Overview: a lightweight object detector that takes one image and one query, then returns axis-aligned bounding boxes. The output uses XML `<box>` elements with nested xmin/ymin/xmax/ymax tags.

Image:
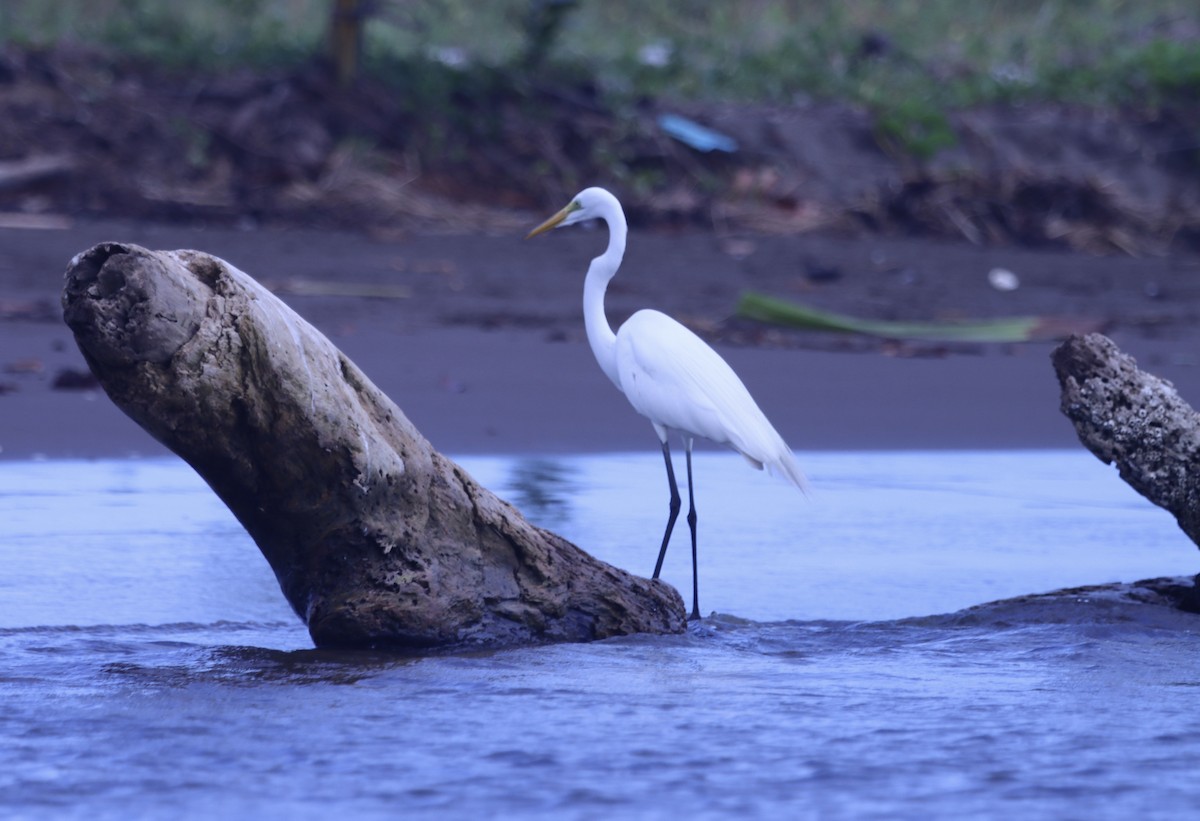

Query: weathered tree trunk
<box><xmin>1052</xmin><ymin>333</ymin><xmax>1200</xmax><ymax>614</ymax></box>
<box><xmin>62</xmin><ymin>242</ymin><xmax>686</xmax><ymax>649</ymax></box>
<box><xmin>1053</xmin><ymin>333</ymin><xmax>1200</xmax><ymax>548</ymax></box>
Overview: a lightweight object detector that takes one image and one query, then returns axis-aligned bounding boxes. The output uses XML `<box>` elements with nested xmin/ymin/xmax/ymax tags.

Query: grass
<box><xmin>2</xmin><ymin>0</ymin><xmax>1198</xmax><ymax>157</ymax></box>
<box><xmin>0</xmin><ymin>0</ymin><xmax>325</xmax><ymax>68</ymax></box>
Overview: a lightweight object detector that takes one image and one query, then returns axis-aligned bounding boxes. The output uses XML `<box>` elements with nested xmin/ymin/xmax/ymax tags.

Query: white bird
<box><xmin>527</xmin><ymin>187</ymin><xmax>806</xmax><ymax>620</ymax></box>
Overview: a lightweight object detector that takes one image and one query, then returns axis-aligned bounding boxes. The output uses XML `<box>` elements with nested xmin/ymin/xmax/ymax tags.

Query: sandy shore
<box><xmin>3</xmin><ymin>218</ymin><xmax>1199</xmax><ymax>461</ymax></box>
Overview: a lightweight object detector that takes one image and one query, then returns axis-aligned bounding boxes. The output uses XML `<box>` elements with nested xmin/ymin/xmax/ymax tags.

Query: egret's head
<box><xmin>526</xmin><ymin>188</ymin><xmax>616</xmax><ymax>238</ymax></box>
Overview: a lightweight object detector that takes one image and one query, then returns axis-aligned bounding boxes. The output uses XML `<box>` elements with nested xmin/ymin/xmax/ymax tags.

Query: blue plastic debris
<box><xmin>657</xmin><ymin>113</ymin><xmax>738</xmax><ymax>153</ymax></box>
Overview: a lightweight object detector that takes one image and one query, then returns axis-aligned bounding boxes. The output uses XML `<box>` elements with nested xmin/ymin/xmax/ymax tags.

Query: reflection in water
<box><xmin>103</xmin><ymin>643</ymin><xmax>424</xmax><ymax>688</ymax></box>
<box><xmin>502</xmin><ymin>457</ymin><xmax>577</xmax><ymax>529</ymax></box>
<box><xmin>5</xmin><ymin>451</ymin><xmax>1197</xmax><ymax>627</ymax></box>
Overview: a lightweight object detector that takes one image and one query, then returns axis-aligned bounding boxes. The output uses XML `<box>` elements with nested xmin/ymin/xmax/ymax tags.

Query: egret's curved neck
<box><xmin>583</xmin><ymin>203</ymin><xmax>627</xmax><ymax>389</ymax></box>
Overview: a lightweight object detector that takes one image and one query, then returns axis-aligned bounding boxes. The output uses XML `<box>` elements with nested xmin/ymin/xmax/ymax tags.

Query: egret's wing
<box><xmin>616</xmin><ymin>312</ymin><xmax>731</xmax><ymax>441</ymax></box>
<box><xmin>615</xmin><ymin>310</ymin><xmax>807</xmax><ymax>491</ymax></box>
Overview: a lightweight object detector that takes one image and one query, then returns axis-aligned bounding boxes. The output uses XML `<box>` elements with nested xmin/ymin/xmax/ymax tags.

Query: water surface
<box><xmin>3</xmin><ymin>452</ymin><xmax>1198</xmax><ymax>819</ymax></box>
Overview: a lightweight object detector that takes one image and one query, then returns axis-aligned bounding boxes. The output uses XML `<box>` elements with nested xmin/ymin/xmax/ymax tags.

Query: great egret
<box><xmin>527</xmin><ymin>187</ymin><xmax>806</xmax><ymax>620</ymax></box>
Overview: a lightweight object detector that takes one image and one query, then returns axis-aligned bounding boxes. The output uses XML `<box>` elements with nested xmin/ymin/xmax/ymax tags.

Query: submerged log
<box><xmin>1053</xmin><ymin>334</ymin><xmax>1200</xmax><ymax>576</ymax></box>
<box><xmin>62</xmin><ymin>242</ymin><xmax>686</xmax><ymax>649</ymax></box>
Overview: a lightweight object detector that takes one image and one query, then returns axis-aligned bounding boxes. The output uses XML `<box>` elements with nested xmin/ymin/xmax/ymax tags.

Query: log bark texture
<box><xmin>1053</xmin><ymin>333</ymin><xmax>1200</xmax><ymax>549</ymax></box>
<box><xmin>62</xmin><ymin>242</ymin><xmax>686</xmax><ymax>649</ymax></box>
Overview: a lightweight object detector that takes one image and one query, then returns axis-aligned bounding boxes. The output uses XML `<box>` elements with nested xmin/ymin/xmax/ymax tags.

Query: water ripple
<box><xmin>4</xmin><ymin>453</ymin><xmax>1200</xmax><ymax>818</ymax></box>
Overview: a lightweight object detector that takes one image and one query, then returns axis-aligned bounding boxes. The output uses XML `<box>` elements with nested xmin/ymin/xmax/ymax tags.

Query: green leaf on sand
<box><xmin>736</xmin><ymin>292</ymin><xmax>1104</xmax><ymax>343</ymax></box>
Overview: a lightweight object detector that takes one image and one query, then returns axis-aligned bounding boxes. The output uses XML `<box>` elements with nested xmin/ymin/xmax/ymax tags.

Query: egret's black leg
<box><xmin>685</xmin><ymin>440</ymin><xmax>700</xmax><ymax>620</ymax></box>
<box><xmin>652</xmin><ymin>441</ymin><xmax>681</xmax><ymax>579</ymax></box>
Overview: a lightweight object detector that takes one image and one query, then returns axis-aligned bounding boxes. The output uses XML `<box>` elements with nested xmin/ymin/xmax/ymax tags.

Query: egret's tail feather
<box><xmin>739</xmin><ymin>445</ymin><xmax>809</xmax><ymax>495</ymax></box>
<box><xmin>770</xmin><ymin>449</ymin><xmax>809</xmax><ymax>496</ymax></box>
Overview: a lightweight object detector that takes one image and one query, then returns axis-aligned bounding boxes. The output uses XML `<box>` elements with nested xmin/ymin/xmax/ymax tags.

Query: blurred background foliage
<box><xmin>0</xmin><ymin>0</ymin><xmax>1196</xmax><ymax>243</ymax></box>
<box><xmin>1</xmin><ymin>0</ymin><xmax>1197</xmax><ymax>110</ymax></box>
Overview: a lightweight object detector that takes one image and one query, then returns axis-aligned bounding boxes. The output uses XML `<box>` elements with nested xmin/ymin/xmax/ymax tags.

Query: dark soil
<box><xmin>2</xmin><ymin>44</ymin><xmax>1199</xmax><ymax>254</ymax></box>
<box><xmin>2</xmin><ymin>44</ymin><xmax>1200</xmax><ymax>462</ymax></box>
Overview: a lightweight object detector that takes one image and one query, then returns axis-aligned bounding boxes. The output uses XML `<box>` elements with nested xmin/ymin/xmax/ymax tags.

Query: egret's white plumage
<box><xmin>528</xmin><ymin>187</ymin><xmax>805</xmax><ymax>618</ymax></box>
<box><xmin>615</xmin><ymin>309</ymin><xmax>806</xmax><ymax>488</ymax></box>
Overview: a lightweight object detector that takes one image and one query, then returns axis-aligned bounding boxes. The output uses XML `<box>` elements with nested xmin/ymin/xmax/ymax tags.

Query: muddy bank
<box><xmin>2</xmin><ymin>42</ymin><xmax>1198</xmax><ymax>466</ymax></box>
<box><xmin>2</xmin><ymin>218</ymin><xmax>1199</xmax><ymax>460</ymax></box>
<box><xmin>1</xmin><ymin>44</ymin><xmax>1198</xmax><ymax>255</ymax></box>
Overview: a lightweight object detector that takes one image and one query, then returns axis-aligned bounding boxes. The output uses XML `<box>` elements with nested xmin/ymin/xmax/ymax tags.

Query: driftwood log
<box><xmin>1053</xmin><ymin>333</ymin><xmax>1200</xmax><ymax>546</ymax></box>
<box><xmin>1053</xmin><ymin>333</ymin><xmax>1200</xmax><ymax>611</ymax></box>
<box><xmin>62</xmin><ymin>242</ymin><xmax>686</xmax><ymax>649</ymax></box>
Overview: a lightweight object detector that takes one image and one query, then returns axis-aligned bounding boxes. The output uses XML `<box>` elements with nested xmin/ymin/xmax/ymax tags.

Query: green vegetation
<box><xmin>736</xmin><ymin>292</ymin><xmax>1102</xmax><ymax>343</ymax></box>
<box><xmin>1</xmin><ymin>0</ymin><xmax>1197</xmax><ymax>158</ymax></box>
<box><xmin>0</xmin><ymin>0</ymin><xmax>325</xmax><ymax>69</ymax></box>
